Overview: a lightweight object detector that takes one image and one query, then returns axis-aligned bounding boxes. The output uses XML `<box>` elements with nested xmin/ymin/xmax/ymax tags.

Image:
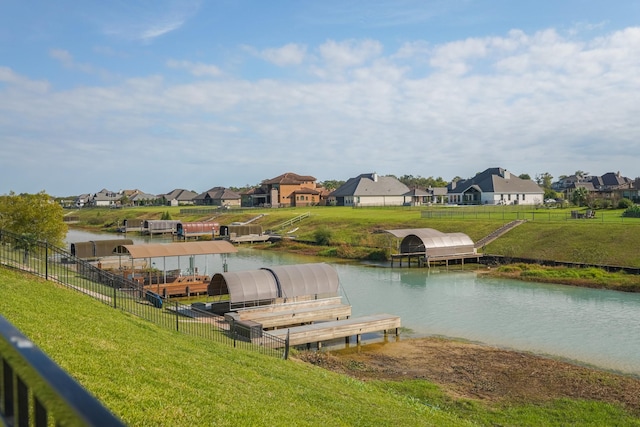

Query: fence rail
<box><xmin>421</xmin><ymin>208</ymin><xmax>640</xmax><ymax>223</ymax></box>
<box><xmin>0</xmin><ymin>228</ymin><xmax>288</xmax><ymax>425</ymax></box>
<box><xmin>1</xmin><ymin>315</ymin><xmax>126</xmax><ymax>426</ymax></box>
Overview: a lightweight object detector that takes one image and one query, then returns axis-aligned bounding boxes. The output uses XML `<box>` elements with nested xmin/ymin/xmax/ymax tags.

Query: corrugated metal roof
<box><xmin>384</xmin><ymin>228</ymin><xmax>475</xmax><ymax>252</ymax></box>
<box><xmin>210</xmin><ymin>270</ymin><xmax>279</xmax><ymax>303</ymax></box>
<box><xmin>118</xmin><ymin>241</ymin><xmax>238</xmax><ymax>259</ymax></box>
<box><xmin>264</xmin><ymin>263</ymin><xmax>339</xmax><ymax>299</ymax></box>
<box><xmin>209</xmin><ymin>263</ymin><xmax>340</xmax><ymax>304</ymax></box>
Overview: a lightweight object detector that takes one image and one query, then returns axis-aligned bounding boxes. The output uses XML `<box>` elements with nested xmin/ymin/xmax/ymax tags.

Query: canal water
<box><xmin>66</xmin><ymin>230</ymin><xmax>640</xmax><ymax>376</ymax></box>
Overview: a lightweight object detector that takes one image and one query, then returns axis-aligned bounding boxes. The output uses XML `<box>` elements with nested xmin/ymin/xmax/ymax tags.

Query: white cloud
<box><xmin>318</xmin><ymin>39</ymin><xmax>383</xmax><ymax>69</ymax></box>
<box><xmin>166</xmin><ymin>60</ymin><xmax>223</xmax><ymax>77</ymax></box>
<box><xmin>49</xmin><ymin>49</ymin><xmax>111</xmax><ymax>79</ymax></box>
<box><xmin>258</xmin><ymin>43</ymin><xmax>307</xmax><ymax>66</ymax></box>
<box><xmin>3</xmin><ymin>25</ymin><xmax>640</xmax><ymax>194</ymax></box>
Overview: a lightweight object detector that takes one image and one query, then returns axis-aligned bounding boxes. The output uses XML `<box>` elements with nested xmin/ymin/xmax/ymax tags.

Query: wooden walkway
<box><xmin>266</xmin><ymin>314</ymin><xmax>401</xmax><ymax>348</ymax></box>
<box><xmin>228</xmin><ymin>297</ymin><xmax>351</xmax><ymax>329</ymax></box>
<box><xmin>390</xmin><ymin>252</ymin><xmax>482</xmax><ymax>268</ymax></box>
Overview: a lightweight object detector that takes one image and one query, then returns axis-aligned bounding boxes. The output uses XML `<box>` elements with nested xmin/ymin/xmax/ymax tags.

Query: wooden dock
<box><xmin>227</xmin><ymin>297</ymin><xmax>352</xmax><ymax>329</ymax></box>
<box><xmin>266</xmin><ymin>314</ymin><xmax>401</xmax><ymax>348</ymax></box>
<box><xmin>390</xmin><ymin>251</ymin><xmax>482</xmax><ymax>268</ymax></box>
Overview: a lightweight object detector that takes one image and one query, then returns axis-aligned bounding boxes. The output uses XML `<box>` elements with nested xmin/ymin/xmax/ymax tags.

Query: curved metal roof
<box><xmin>385</xmin><ymin>228</ymin><xmax>474</xmax><ymax>253</ymax></box>
<box><xmin>209</xmin><ymin>270</ymin><xmax>278</xmax><ymax>303</ymax></box>
<box><xmin>208</xmin><ymin>263</ymin><xmax>340</xmax><ymax>304</ymax></box>
<box><xmin>116</xmin><ymin>241</ymin><xmax>238</xmax><ymax>259</ymax></box>
<box><xmin>264</xmin><ymin>263</ymin><xmax>339</xmax><ymax>299</ymax></box>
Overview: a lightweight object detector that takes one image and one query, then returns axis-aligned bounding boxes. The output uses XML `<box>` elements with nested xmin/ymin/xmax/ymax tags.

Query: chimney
<box><xmin>372</xmin><ymin>172</ymin><xmax>378</xmax><ymax>182</ymax></box>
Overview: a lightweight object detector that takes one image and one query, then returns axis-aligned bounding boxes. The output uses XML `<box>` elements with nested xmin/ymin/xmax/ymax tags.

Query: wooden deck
<box><xmin>266</xmin><ymin>314</ymin><xmax>401</xmax><ymax>348</ymax></box>
<box><xmin>227</xmin><ymin>301</ymin><xmax>351</xmax><ymax>329</ymax></box>
<box><xmin>229</xmin><ymin>234</ymin><xmax>271</xmax><ymax>243</ymax></box>
<box><xmin>390</xmin><ymin>251</ymin><xmax>482</xmax><ymax>268</ymax></box>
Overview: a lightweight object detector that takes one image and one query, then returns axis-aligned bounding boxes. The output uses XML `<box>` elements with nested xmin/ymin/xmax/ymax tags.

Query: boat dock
<box><xmin>226</xmin><ymin>296</ymin><xmax>352</xmax><ymax>329</ymax></box>
<box><xmin>265</xmin><ymin>313</ymin><xmax>401</xmax><ymax>348</ymax></box>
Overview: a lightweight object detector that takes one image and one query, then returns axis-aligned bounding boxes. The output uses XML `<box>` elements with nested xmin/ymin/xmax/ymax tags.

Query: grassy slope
<box><xmin>3</xmin><ymin>270</ymin><xmax>639</xmax><ymax>426</ymax></box>
<box><xmin>0</xmin><ymin>268</ymin><xmax>462</xmax><ymax>427</ymax></box>
<box><xmin>70</xmin><ymin>205</ymin><xmax>640</xmax><ymax>267</ymax></box>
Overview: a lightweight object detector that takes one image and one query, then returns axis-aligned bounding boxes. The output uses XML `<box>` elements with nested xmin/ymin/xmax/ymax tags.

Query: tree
<box><xmin>535</xmin><ymin>172</ymin><xmax>553</xmax><ymax>190</ymax></box>
<box><xmin>572</xmin><ymin>187</ymin><xmax>589</xmax><ymax>207</ymax></box>
<box><xmin>0</xmin><ymin>191</ymin><xmax>67</xmax><ymax>247</ymax></box>
<box><xmin>518</xmin><ymin>173</ymin><xmax>531</xmax><ymax>180</ymax></box>
<box><xmin>319</xmin><ymin>180</ymin><xmax>345</xmax><ymax>191</ymax></box>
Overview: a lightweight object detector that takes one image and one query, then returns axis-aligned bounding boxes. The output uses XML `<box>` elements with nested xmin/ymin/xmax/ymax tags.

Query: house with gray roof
<box><xmin>447</xmin><ymin>167</ymin><xmax>543</xmax><ymax>205</ymax></box>
<box><xmin>330</xmin><ymin>173</ymin><xmax>410</xmax><ymax>207</ymax></box>
<box><xmin>161</xmin><ymin>189</ymin><xmax>198</xmax><ymax>206</ymax></box>
<box><xmin>91</xmin><ymin>189</ymin><xmax>121</xmax><ymax>207</ymax></box>
<box><xmin>193</xmin><ymin>187</ymin><xmax>241</xmax><ymax>207</ymax></box>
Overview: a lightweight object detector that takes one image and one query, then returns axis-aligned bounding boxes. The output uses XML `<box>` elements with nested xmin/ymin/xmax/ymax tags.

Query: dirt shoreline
<box><xmin>296</xmin><ymin>336</ymin><xmax>640</xmax><ymax>415</ymax></box>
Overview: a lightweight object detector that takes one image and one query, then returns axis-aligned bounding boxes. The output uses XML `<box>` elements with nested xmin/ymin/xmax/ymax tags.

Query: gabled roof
<box><xmin>403</xmin><ymin>188</ymin><xmax>430</xmax><ymax>197</ymax></box>
<box><xmin>448</xmin><ymin>167</ymin><xmax>542</xmax><ymax>194</ymax></box>
<box><xmin>331</xmin><ymin>173</ymin><xmax>410</xmax><ymax>197</ymax></box>
<box><xmin>591</xmin><ymin>172</ymin><xmax>631</xmax><ymax>189</ymax></box>
<box><xmin>162</xmin><ymin>189</ymin><xmax>198</xmax><ymax>201</ymax></box>
<box><xmin>262</xmin><ymin>172</ymin><xmax>316</xmax><ymax>185</ymax></box>
<box><xmin>290</xmin><ymin>187</ymin><xmax>321</xmax><ymax>195</ymax></box>
<box><xmin>129</xmin><ymin>192</ymin><xmax>158</xmax><ymax>201</ymax></box>
<box><xmin>194</xmin><ymin>187</ymin><xmax>241</xmax><ymax>201</ymax></box>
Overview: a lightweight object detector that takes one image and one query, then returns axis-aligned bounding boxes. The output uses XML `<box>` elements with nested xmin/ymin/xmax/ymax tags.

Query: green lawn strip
<box><xmin>376</xmin><ymin>380</ymin><xmax>640</xmax><ymax>427</ymax></box>
<box><xmin>70</xmin><ymin>205</ymin><xmax>640</xmax><ymax>267</ymax></box>
<box><xmin>0</xmin><ymin>267</ymin><xmax>463</xmax><ymax>426</ymax></box>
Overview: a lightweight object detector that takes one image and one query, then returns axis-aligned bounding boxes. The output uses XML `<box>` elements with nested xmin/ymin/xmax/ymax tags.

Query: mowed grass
<box><xmin>0</xmin><ymin>267</ymin><xmax>462</xmax><ymax>427</ymax></box>
<box><xmin>3</xmin><ymin>267</ymin><xmax>640</xmax><ymax>426</ymax></box>
<box><xmin>71</xmin><ymin>205</ymin><xmax>640</xmax><ymax>267</ymax></box>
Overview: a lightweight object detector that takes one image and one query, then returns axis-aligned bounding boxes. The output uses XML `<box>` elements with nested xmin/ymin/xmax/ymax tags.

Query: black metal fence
<box><xmin>0</xmin><ymin>229</ymin><xmax>288</xmax><ymax>424</ymax></box>
<box><xmin>1</xmin><ymin>315</ymin><xmax>126</xmax><ymax>426</ymax></box>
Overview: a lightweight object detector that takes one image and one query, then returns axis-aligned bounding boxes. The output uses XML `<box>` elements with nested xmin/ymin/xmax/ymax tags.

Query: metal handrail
<box><xmin>0</xmin><ymin>316</ymin><xmax>125</xmax><ymax>426</ymax></box>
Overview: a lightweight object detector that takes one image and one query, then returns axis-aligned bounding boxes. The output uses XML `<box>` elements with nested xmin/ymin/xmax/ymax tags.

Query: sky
<box><xmin>2</xmin><ymin>0</ymin><xmax>640</xmax><ymax>196</ymax></box>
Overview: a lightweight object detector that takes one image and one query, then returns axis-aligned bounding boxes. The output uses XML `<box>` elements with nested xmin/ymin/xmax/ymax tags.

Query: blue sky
<box><xmin>2</xmin><ymin>1</ymin><xmax>640</xmax><ymax>196</ymax></box>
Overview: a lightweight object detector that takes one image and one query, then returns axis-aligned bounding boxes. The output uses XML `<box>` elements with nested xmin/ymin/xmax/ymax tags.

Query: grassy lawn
<box><xmin>68</xmin><ymin>205</ymin><xmax>640</xmax><ymax>267</ymax></box>
<box><xmin>2</xmin><ymin>267</ymin><xmax>640</xmax><ymax>426</ymax></box>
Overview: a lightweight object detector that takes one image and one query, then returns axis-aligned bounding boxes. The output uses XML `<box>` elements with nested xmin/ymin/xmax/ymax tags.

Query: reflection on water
<box><xmin>66</xmin><ymin>229</ymin><xmax>640</xmax><ymax>376</ymax></box>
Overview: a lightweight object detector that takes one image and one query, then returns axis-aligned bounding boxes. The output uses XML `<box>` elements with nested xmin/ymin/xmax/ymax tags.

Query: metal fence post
<box><xmin>175</xmin><ymin>302</ymin><xmax>179</xmax><ymax>332</ymax></box>
<box><xmin>283</xmin><ymin>330</ymin><xmax>290</xmax><ymax>360</ymax></box>
<box><xmin>112</xmin><ymin>280</ymin><xmax>117</xmax><ymax>309</ymax></box>
<box><xmin>45</xmin><ymin>242</ymin><xmax>49</xmax><ymax>281</ymax></box>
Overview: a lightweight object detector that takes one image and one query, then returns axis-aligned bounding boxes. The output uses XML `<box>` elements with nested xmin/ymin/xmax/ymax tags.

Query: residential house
<box><xmin>403</xmin><ymin>187</ymin><xmax>448</xmax><ymax>206</ymax></box>
<box><xmin>74</xmin><ymin>193</ymin><xmax>91</xmax><ymax>208</ymax></box>
<box><xmin>616</xmin><ymin>178</ymin><xmax>640</xmax><ymax>202</ymax></box>
<box><xmin>561</xmin><ymin>172</ymin><xmax>633</xmax><ymax>203</ymax></box>
<box><xmin>91</xmin><ymin>189</ymin><xmax>121</xmax><ymax>207</ymax></box>
<box><xmin>128</xmin><ymin>191</ymin><xmax>159</xmax><ymax>206</ymax></box>
<box><xmin>193</xmin><ymin>187</ymin><xmax>241</xmax><ymax>207</ymax></box>
<box><xmin>161</xmin><ymin>189</ymin><xmax>198</xmax><ymax>206</ymax></box>
<box><xmin>246</xmin><ymin>173</ymin><xmax>318</xmax><ymax>207</ymax></box>
<box><xmin>447</xmin><ymin>167</ymin><xmax>544</xmax><ymax>205</ymax></box>
<box><xmin>330</xmin><ymin>173</ymin><xmax>409</xmax><ymax>207</ymax></box>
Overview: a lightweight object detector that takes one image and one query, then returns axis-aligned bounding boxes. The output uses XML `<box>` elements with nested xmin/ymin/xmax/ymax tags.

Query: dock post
<box><xmin>356</xmin><ymin>334</ymin><xmax>361</xmax><ymax>345</ymax></box>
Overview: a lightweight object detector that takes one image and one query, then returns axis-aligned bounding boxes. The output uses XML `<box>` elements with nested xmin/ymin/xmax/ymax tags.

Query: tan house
<box><xmin>246</xmin><ymin>173</ymin><xmax>318</xmax><ymax>207</ymax></box>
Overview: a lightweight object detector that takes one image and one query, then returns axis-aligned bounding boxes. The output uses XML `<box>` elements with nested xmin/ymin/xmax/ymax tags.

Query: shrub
<box><xmin>622</xmin><ymin>205</ymin><xmax>640</xmax><ymax>218</ymax></box>
<box><xmin>314</xmin><ymin>226</ymin><xmax>332</xmax><ymax>245</ymax></box>
<box><xmin>618</xmin><ymin>198</ymin><xmax>634</xmax><ymax>209</ymax></box>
